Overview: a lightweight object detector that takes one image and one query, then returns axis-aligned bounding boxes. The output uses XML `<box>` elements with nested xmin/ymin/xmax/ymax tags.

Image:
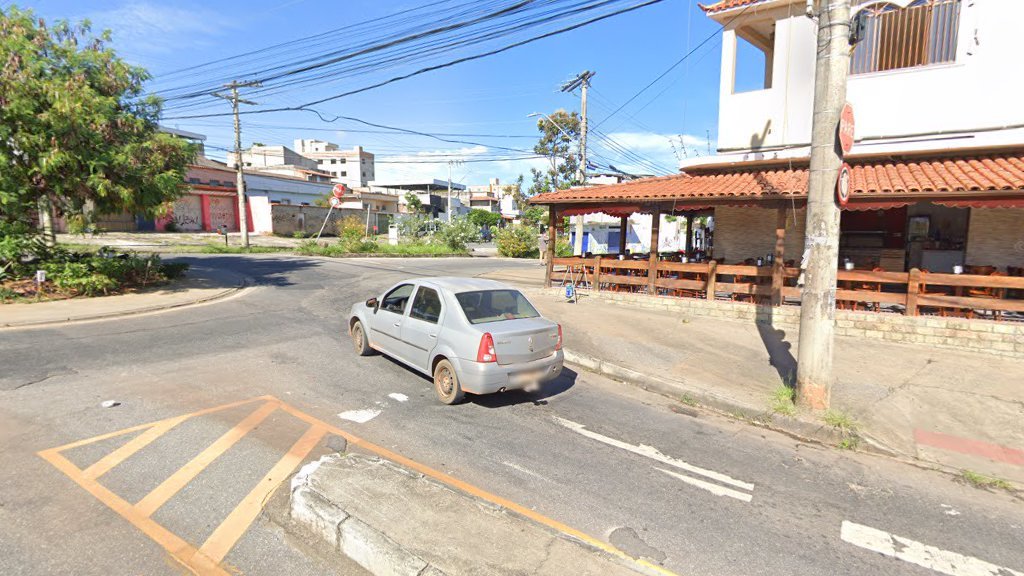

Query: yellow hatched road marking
<box><xmin>196</xmin><ymin>424</ymin><xmax>327</xmax><ymax>564</ymax></box>
<box><xmin>40</xmin><ymin>396</ymin><xmax>680</xmax><ymax>576</ymax></box>
<box><xmin>135</xmin><ymin>400</ymin><xmax>280</xmax><ymax>517</ymax></box>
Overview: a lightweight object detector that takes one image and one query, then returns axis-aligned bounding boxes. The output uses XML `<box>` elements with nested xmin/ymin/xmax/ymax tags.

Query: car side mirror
<box><xmin>366</xmin><ymin>297</ymin><xmax>378</xmax><ymax>310</ymax></box>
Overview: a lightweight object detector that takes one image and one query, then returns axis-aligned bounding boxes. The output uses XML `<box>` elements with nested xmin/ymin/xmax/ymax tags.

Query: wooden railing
<box><xmin>552</xmin><ymin>257</ymin><xmax>1024</xmax><ymax>317</ymax></box>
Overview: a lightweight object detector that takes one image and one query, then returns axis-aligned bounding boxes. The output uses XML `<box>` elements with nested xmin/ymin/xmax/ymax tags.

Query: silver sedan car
<box><xmin>348</xmin><ymin>277</ymin><xmax>564</xmax><ymax>404</ymax></box>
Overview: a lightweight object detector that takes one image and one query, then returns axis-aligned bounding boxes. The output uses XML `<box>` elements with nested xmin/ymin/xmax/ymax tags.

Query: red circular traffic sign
<box><xmin>836</xmin><ymin>163</ymin><xmax>852</xmax><ymax>207</ymax></box>
<box><xmin>332</xmin><ymin>183</ymin><xmax>348</xmax><ymax>198</ymax></box>
<box><xmin>839</xmin><ymin>102</ymin><xmax>855</xmax><ymax>155</ymax></box>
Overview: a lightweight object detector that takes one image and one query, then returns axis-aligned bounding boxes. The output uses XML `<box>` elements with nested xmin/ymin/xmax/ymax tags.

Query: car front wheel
<box><xmin>433</xmin><ymin>359</ymin><xmax>465</xmax><ymax>405</ymax></box>
<box><xmin>351</xmin><ymin>320</ymin><xmax>373</xmax><ymax>356</ymax></box>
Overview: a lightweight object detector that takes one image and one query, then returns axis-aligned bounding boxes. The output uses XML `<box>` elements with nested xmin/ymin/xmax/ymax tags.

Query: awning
<box><xmin>530</xmin><ymin>149</ymin><xmax>1024</xmax><ymax>211</ymax></box>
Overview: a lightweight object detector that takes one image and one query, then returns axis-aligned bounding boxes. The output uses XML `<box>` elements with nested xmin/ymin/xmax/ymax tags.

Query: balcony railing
<box><xmin>850</xmin><ymin>0</ymin><xmax>961</xmax><ymax>75</ymax></box>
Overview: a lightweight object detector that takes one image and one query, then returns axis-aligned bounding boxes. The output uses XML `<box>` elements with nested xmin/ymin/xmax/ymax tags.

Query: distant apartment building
<box><xmin>293</xmin><ymin>139</ymin><xmax>375</xmax><ymax>189</ymax></box>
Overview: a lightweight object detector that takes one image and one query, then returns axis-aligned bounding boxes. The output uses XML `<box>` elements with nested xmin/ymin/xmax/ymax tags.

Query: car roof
<box><xmin>418</xmin><ymin>276</ymin><xmax>512</xmax><ymax>294</ymax></box>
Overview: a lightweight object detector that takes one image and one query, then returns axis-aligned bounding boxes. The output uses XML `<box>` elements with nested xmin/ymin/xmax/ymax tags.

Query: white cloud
<box><xmin>84</xmin><ymin>3</ymin><xmax>229</xmax><ymax>54</ymax></box>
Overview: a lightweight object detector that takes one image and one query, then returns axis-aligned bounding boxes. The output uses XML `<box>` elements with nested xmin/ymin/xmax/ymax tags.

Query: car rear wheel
<box><xmin>351</xmin><ymin>320</ymin><xmax>373</xmax><ymax>356</ymax></box>
<box><xmin>433</xmin><ymin>359</ymin><xmax>464</xmax><ymax>405</ymax></box>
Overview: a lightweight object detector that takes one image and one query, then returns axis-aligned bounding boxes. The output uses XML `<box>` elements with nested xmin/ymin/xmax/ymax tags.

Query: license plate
<box><xmin>510</xmin><ymin>369</ymin><xmax>546</xmax><ymax>385</ymax></box>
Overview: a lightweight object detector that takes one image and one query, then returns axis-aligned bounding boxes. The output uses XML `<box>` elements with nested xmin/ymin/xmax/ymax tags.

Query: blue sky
<box><xmin>16</xmin><ymin>0</ymin><xmax>733</xmax><ymax>187</ymax></box>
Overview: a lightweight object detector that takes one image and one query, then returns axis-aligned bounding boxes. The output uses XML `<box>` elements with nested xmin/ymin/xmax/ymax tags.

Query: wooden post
<box><xmin>771</xmin><ymin>206</ymin><xmax>787</xmax><ymax>305</ymax></box>
<box><xmin>593</xmin><ymin>255</ymin><xmax>602</xmax><ymax>292</ymax></box>
<box><xmin>544</xmin><ymin>206</ymin><xmax>557</xmax><ymax>288</ymax></box>
<box><xmin>685</xmin><ymin>214</ymin><xmax>694</xmax><ymax>257</ymax></box>
<box><xmin>648</xmin><ymin>206</ymin><xmax>661</xmax><ymax>294</ymax></box>
<box><xmin>618</xmin><ymin>216</ymin><xmax>628</xmax><ymax>255</ymax></box>
<box><xmin>706</xmin><ymin>260</ymin><xmax>718</xmax><ymax>300</ymax></box>
<box><xmin>906</xmin><ymin>268</ymin><xmax>921</xmax><ymax>316</ymax></box>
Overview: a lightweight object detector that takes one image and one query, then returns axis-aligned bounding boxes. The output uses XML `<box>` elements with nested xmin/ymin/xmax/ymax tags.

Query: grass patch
<box><xmin>199</xmin><ymin>244</ymin><xmax>288</xmax><ymax>254</ymax></box>
<box><xmin>837</xmin><ymin>437</ymin><xmax>860</xmax><ymax>450</ymax></box>
<box><xmin>678</xmin><ymin>394</ymin><xmax>699</xmax><ymax>407</ymax></box>
<box><xmin>823</xmin><ymin>409</ymin><xmax>857</xmax><ymax>432</ymax></box>
<box><xmin>769</xmin><ymin>385</ymin><xmax>797</xmax><ymax>417</ymax></box>
<box><xmin>296</xmin><ymin>239</ymin><xmax>468</xmax><ymax>258</ymax></box>
<box><xmin>960</xmin><ymin>470</ymin><xmax>1013</xmax><ymax>491</ymax></box>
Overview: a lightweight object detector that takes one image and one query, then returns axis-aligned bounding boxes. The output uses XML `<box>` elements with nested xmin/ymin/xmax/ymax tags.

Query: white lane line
<box><xmin>388</xmin><ymin>393</ymin><xmax>409</xmax><ymax>402</ymax></box>
<box><xmin>656</xmin><ymin>468</ymin><xmax>753</xmax><ymax>502</ymax></box>
<box><xmin>502</xmin><ymin>461</ymin><xmax>552</xmax><ymax>483</ymax></box>
<box><xmin>338</xmin><ymin>408</ymin><xmax>381</xmax><ymax>423</ymax></box>
<box><xmin>840</xmin><ymin>521</ymin><xmax>1023</xmax><ymax>576</ymax></box>
<box><xmin>554</xmin><ymin>417</ymin><xmax>755</xmax><ymax>493</ymax></box>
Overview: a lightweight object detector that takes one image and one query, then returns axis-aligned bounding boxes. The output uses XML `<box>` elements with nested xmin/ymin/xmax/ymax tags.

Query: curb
<box><xmin>561</xmin><ymin>348</ymin><xmax>895</xmax><ymax>456</ymax></box>
<box><xmin>1</xmin><ymin>273</ymin><xmax>251</xmax><ymax>329</ymax></box>
<box><xmin>290</xmin><ymin>457</ymin><xmax>448</xmax><ymax>576</ymax></box>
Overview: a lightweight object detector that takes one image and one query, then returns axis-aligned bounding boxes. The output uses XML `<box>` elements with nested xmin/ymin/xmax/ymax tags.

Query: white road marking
<box><xmin>554</xmin><ymin>417</ymin><xmax>755</xmax><ymax>496</ymax></box>
<box><xmin>388</xmin><ymin>393</ymin><xmax>409</xmax><ymax>402</ymax></box>
<box><xmin>655</xmin><ymin>468</ymin><xmax>753</xmax><ymax>502</ymax></box>
<box><xmin>502</xmin><ymin>461</ymin><xmax>552</xmax><ymax>483</ymax></box>
<box><xmin>338</xmin><ymin>408</ymin><xmax>381</xmax><ymax>424</ymax></box>
<box><xmin>941</xmin><ymin>504</ymin><xmax>961</xmax><ymax>517</ymax></box>
<box><xmin>840</xmin><ymin>521</ymin><xmax>1023</xmax><ymax>576</ymax></box>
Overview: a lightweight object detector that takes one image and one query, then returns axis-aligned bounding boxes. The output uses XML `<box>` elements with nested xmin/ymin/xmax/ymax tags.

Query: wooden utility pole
<box><xmin>795</xmin><ymin>0</ymin><xmax>851</xmax><ymax>410</ymax></box>
<box><xmin>213</xmin><ymin>81</ymin><xmax>260</xmax><ymax>248</ymax></box>
<box><xmin>562</xmin><ymin>71</ymin><xmax>595</xmax><ymax>256</ymax></box>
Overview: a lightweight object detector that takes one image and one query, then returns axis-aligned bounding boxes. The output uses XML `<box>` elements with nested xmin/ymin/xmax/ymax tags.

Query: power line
<box><xmin>593</xmin><ymin>2</ymin><xmax>755</xmax><ymax>129</ymax></box>
<box><xmin>162</xmin><ymin>0</ymin><xmax>666</xmax><ymax>120</ymax></box>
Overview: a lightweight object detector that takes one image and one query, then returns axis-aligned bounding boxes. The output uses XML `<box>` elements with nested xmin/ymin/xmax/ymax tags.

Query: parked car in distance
<box><xmin>348</xmin><ymin>277</ymin><xmax>563</xmax><ymax>404</ymax></box>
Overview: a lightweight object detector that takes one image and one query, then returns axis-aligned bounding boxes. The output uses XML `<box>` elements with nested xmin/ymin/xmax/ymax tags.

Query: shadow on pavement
<box><xmin>376</xmin><ymin>353</ymin><xmax>577</xmax><ymax>408</ymax></box>
<box><xmin>469</xmin><ymin>367</ymin><xmax>578</xmax><ymax>408</ymax></box>
<box><xmin>163</xmin><ymin>255</ymin><xmax>323</xmax><ymax>289</ymax></box>
<box><xmin>754</xmin><ymin>302</ymin><xmax>797</xmax><ymax>386</ymax></box>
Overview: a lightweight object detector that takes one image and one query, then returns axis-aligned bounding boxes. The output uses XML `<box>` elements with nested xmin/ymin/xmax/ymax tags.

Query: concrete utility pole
<box><xmin>796</xmin><ymin>0</ymin><xmax>852</xmax><ymax>410</ymax></box>
<box><xmin>561</xmin><ymin>71</ymin><xmax>595</xmax><ymax>256</ymax></box>
<box><xmin>213</xmin><ymin>81</ymin><xmax>261</xmax><ymax>248</ymax></box>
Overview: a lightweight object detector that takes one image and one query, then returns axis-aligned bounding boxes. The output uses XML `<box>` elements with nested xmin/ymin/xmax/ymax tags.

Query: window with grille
<box><xmin>850</xmin><ymin>0</ymin><xmax>961</xmax><ymax>75</ymax></box>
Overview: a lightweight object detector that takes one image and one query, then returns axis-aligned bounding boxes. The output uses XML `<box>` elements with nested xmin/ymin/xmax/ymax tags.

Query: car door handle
<box><xmin>428</xmin><ymin>334</ymin><xmax>437</xmax><ymax>339</ymax></box>
<box><xmin>393</xmin><ymin>322</ymin><xmax>401</xmax><ymax>327</ymax></box>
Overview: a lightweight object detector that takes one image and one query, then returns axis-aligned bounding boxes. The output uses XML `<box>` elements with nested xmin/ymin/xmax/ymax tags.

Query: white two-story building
<box><xmin>535</xmin><ymin>0</ymin><xmax>1024</xmax><ymax>274</ymax></box>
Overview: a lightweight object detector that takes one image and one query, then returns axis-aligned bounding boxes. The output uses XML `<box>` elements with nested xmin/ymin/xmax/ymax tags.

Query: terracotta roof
<box><xmin>529</xmin><ymin>151</ymin><xmax>1024</xmax><ymax>205</ymax></box>
<box><xmin>699</xmin><ymin>0</ymin><xmax>770</xmax><ymax>14</ymax></box>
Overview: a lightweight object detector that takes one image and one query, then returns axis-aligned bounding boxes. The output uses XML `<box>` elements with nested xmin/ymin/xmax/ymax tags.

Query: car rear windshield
<box><xmin>455</xmin><ymin>289</ymin><xmax>540</xmax><ymax>325</ymax></box>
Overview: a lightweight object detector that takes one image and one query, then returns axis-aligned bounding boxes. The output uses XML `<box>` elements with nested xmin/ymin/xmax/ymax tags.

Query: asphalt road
<box><xmin>1</xmin><ymin>254</ymin><xmax>1021</xmax><ymax>576</ymax></box>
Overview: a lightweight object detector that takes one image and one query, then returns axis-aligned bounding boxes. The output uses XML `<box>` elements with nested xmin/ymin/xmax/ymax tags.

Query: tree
<box><xmin>529</xmin><ymin>109</ymin><xmax>581</xmax><ymax>196</ymax></box>
<box><xmin>501</xmin><ymin>174</ymin><xmax>526</xmax><ymax>206</ymax></box>
<box><xmin>403</xmin><ymin>192</ymin><xmax>424</xmax><ymax>214</ymax></box>
<box><xmin>0</xmin><ymin>8</ymin><xmax>196</xmax><ymax>242</ymax></box>
<box><xmin>467</xmin><ymin>208</ymin><xmax>500</xmax><ymax>229</ymax></box>
<box><xmin>520</xmin><ymin>206</ymin><xmax>547</xmax><ymax>227</ymax></box>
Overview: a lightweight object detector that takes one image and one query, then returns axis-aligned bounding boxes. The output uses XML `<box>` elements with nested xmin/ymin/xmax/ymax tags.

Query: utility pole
<box><xmin>446</xmin><ymin>159</ymin><xmax>463</xmax><ymax>222</ymax></box>
<box><xmin>561</xmin><ymin>71</ymin><xmax>595</xmax><ymax>257</ymax></box>
<box><xmin>213</xmin><ymin>81</ymin><xmax>261</xmax><ymax>248</ymax></box>
<box><xmin>796</xmin><ymin>0</ymin><xmax>852</xmax><ymax>410</ymax></box>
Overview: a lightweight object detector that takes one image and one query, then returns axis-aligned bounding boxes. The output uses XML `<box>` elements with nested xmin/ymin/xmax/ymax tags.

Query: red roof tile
<box><xmin>529</xmin><ymin>151</ymin><xmax>1024</xmax><ymax>206</ymax></box>
<box><xmin>699</xmin><ymin>0</ymin><xmax>771</xmax><ymax>14</ymax></box>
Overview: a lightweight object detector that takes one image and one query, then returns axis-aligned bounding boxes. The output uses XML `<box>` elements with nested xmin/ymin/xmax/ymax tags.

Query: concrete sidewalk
<box><xmin>291</xmin><ymin>453</ymin><xmax>658</xmax><ymax>576</ymax></box>
<box><xmin>481</xmin><ymin>267</ymin><xmax>1024</xmax><ymax>486</ymax></box>
<box><xmin>1</xmin><ymin>264</ymin><xmax>247</xmax><ymax>328</ymax></box>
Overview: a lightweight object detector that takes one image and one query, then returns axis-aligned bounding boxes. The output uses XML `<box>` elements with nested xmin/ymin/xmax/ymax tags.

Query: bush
<box><xmin>433</xmin><ymin>217</ymin><xmax>479</xmax><ymax>251</ymax></box>
<box><xmin>495</xmin><ymin>225</ymin><xmax>539</xmax><ymax>258</ymax></box>
<box><xmin>555</xmin><ymin>236</ymin><xmax>573</xmax><ymax>257</ymax></box>
<box><xmin>0</xmin><ymin>221</ymin><xmax>45</xmax><ymax>280</ymax></box>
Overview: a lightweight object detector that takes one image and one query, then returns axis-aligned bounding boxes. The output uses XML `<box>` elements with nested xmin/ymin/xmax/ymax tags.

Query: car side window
<box><xmin>409</xmin><ymin>287</ymin><xmax>442</xmax><ymax>324</ymax></box>
<box><xmin>380</xmin><ymin>284</ymin><xmax>414</xmax><ymax>315</ymax></box>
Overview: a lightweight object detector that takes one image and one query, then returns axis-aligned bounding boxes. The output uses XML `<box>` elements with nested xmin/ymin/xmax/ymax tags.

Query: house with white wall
<box><xmin>294</xmin><ymin>140</ymin><xmax>376</xmax><ymax>189</ymax></box>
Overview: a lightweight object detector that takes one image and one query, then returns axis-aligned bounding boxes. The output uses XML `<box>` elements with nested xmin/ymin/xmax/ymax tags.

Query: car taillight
<box><xmin>555</xmin><ymin>324</ymin><xmax>563</xmax><ymax>351</ymax></box>
<box><xmin>477</xmin><ymin>332</ymin><xmax>497</xmax><ymax>363</ymax></box>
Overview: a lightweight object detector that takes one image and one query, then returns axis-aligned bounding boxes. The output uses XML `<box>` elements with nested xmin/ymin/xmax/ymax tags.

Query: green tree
<box><xmin>0</xmin><ymin>7</ymin><xmax>196</xmax><ymax>242</ymax></box>
<box><xmin>467</xmin><ymin>208</ymin><xmax>501</xmax><ymax>229</ymax></box>
<box><xmin>403</xmin><ymin>192</ymin><xmax>424</xmax><ymax>214</ymax></box>
<box><xmin>520</xmin><ymin>206</ymin><xmax>547</xmax><ymax>227</ymax></box>
<box><xmin>501</xmin><ymin>174</ymin><xmax>526</xmax><ymax>206</ymax></box>
<box><xmin>529</xmin><ymin>110</ymin><xmax>581</xmax><ymax>196</ymax></box>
